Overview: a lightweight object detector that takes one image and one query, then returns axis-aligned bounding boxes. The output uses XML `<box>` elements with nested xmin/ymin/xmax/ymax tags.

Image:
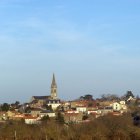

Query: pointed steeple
<box><xmin>51</xmin><ymin>74</ymin><xmax>57</xmax><ymax>99</ymax></box>
<box><xmin>51</xmin><ymin>73</ymin><xmax>57</xmax><ymax>88</ymax></box>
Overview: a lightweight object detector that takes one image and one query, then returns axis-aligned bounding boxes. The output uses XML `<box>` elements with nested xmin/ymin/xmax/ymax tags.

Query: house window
<box><xmin>116</xmin><ymin>104</ymin><xmax>118</xmax><ymax>110</ymax></box>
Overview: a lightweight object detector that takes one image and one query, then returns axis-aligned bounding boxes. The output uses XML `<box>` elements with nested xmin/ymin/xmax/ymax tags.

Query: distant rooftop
<box><xmin>32</xmin><ymin>96</ymin><xmax>50</xmax><ymax>100</ymax></box>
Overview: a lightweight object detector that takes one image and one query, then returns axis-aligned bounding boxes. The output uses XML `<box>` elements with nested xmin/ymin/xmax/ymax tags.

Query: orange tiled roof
<box><xmin>24</xmin><ymin>116</ymin><xmax>38</xmax><ymax>119</ymax></box>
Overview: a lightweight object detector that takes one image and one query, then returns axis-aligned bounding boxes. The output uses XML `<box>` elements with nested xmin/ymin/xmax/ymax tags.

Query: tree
<box><xmin>15</xmin><ymin>101</ymin><xmax>20</xmax><ymax>106</ymax></box>
<box><xmin>80</xmin><ymin>94</ymin><xmax>93</xmax><ymax>100</ymax></box>
<box><xmin>84</xmin><ymin>94</ymin><xmax>93</xmax><ymax>100</ymax></box>
<box><xmin>82</xmin><ymin>115</ymin><xmax>88</xmax><ymax>120</ymax></box>
<box><xmin>79</xmin><ymin>96</ymin><xmax>84</xmax><ymax>100</ymax></box>
<box><xmin>101</xmin><ymin>94</ymin><xmax>119</xmax><ymax>101</ymax></box>
<box><xmin>25</xmin><ymin>106</ymin><xmax>31</xmax><ymax>113</ymax></box>
<box><xmin>41</xmin><ymin>115</ymin><xmax>50</xmax><ymax>122</ymax></box>
<box><xmin>43</xmin><ymin>104</ymin><xmax>53</xmax><ymax>111</ymax></box>
<box><xmin>56</xmin><ymin>112</ymin><xmax>64</xmax><ymax>124</ymax></box>
<box><xmin>125</xmin><ymin>91</ymin><xmax>135</xmax><ymax>98</ymax></box>
<box><xmin>1</xmin><ymin>103</ymin><xmax>10</xmax><ymax>111</ymax></box>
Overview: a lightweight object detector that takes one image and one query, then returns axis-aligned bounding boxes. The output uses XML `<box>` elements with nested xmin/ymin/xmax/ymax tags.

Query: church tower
<box><xmin>51</xmin><ymin>74</ymin><xmax>57</xmax><ymax>99</ymax></box>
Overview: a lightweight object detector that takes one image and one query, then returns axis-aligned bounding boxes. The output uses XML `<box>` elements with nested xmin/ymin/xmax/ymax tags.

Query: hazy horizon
<box><xmin>0</xmin><ymin>0</ymin><xmax>140</xmax><ymax>103</ymax></box>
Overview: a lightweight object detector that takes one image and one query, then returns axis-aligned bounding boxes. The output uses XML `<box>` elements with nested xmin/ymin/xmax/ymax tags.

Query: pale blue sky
<box><xmin>0</xmin><ymin>0</ymin><xmax>140</xmax><ymax>103</ymax></box>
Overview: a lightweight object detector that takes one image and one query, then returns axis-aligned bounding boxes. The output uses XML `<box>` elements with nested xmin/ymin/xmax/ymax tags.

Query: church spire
<box><xmin>51</xmin><ymin>73</ymin><xmax>57</xmax><ymax>88</ymax></box>
<box><xmin>51</xmin><ymin>74</ymin><xmax>57</xmax><ymax>99</ymax></box>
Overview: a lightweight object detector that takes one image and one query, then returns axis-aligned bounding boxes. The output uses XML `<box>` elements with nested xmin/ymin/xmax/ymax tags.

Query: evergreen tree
<box><xmin>1</xmin><ymin>103</ymin><xmax>10</xmax><ymax>111</ymax></box>
<box><xmin>125</xmin><ymin>91</ymin><xmax>135</xmax><ymax>98</ymax></box>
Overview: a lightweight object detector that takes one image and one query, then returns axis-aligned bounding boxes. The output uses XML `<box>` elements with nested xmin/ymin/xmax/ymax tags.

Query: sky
<box><xmin>0</xmin><ymin>0</ymin><xmax>140</xmax><ymax>103</ymax></box>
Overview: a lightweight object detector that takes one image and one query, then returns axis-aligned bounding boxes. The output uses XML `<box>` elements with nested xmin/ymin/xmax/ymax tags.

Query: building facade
<box><xmin>31</xmin><ymin>74</ymin><xmax>60</xmax><ymax>110</ymax></box>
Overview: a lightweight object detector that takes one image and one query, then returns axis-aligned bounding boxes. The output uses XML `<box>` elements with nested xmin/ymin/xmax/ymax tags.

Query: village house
<box><xmin>88</xmin><ymin>112</ymin><xmax>101</xmax><ymax>120</ymax></box>
<box><xmin>66</xmin><ymin>110</ymin><xmax>79</xmax><ymax>114</ymax></box>
<box><xmin>87</xmin><ymin>110</ymin><xmax>101</xmax><ymax>115</ymax></box>
<box><xmin>87</xmin><ymin>105</ymin><xmax>98</xmax><ymax>111</ymax></box>
<box><xmin>127</xmin><ymin>96</ymin><xmax>136</xmax><ymax>102</ymax></box>
<box><xmin>31</xmin><ymin>96</ymin><xmax>50</xmax><ymax>108</ymax></box>
<box><xmin>64</xmin><ymin>112</ymin><xmax>83</xmax><ymax>123</ymax></box>
<box><xmin>76</xmin><ymin>106</ymin><xmax>87</xmax><ymax>113</ymax></box>
<box><xmin>24</xmin><ymin>116</ymin><xmax>41</xmax><ymax>124</ymax></box>
<box><xmin>0</xmin><ymin>111</ymin><xmax>7</xmax><ymax>120</ymax></box>
<box><xmin>70</xmin><ymin>100</ymin><xmax>88</xmax><ymax>108</ymax></box>
<box><xmin>120</xmin><ymin>101</ymin><xmax>127</xmax><ymax>110</ymax></box>
<box><xmin>30</xmin><ymin>108</ymin><xmax>43</xmax><ymax>117</ymax></box>
<box><xmin>109</xmin><ymin>101</ymin><xmax>127</xmax><ymax>113</ymax></box>
<box><xmin>13</xmin><ymin>114</ymin><xmax>25</xmax><ymax>120</ymax></box>
<box><xmin>7</xmin><ymin>110</ymin><xmax>26</xmax><ymax>120</ymax></box>
<box><xmin>112</xmin><ymin>102</ymin><xmax>121</xmax><ymax>111</ymax></box>
<box><xmin>47</xmin><ymin>99</ymin><xmax>61</xmax><ymax>110</ymax></box>
<box><xmin>100</xmin><ymin>106</ymin><xmax>113</xmax><ymax>115</ymax></box>
<box><xmin>40</xmin><ymin>110</ymin><xmax>55</xmax><ymax>118</ymax></box>
<box><xmin>60</xmin><ymin>101</ymin><xmax>71</xmax><ymax>111</ymax></box>
<box><xmin>30</xmin><ymin>108</ymin><xmax>56</xmax><ymax>118</ymax></box>
<box><xmin>7</xmin><ymin>111</ymin><xmax>18</xmax><ymax>119</ymax></box>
